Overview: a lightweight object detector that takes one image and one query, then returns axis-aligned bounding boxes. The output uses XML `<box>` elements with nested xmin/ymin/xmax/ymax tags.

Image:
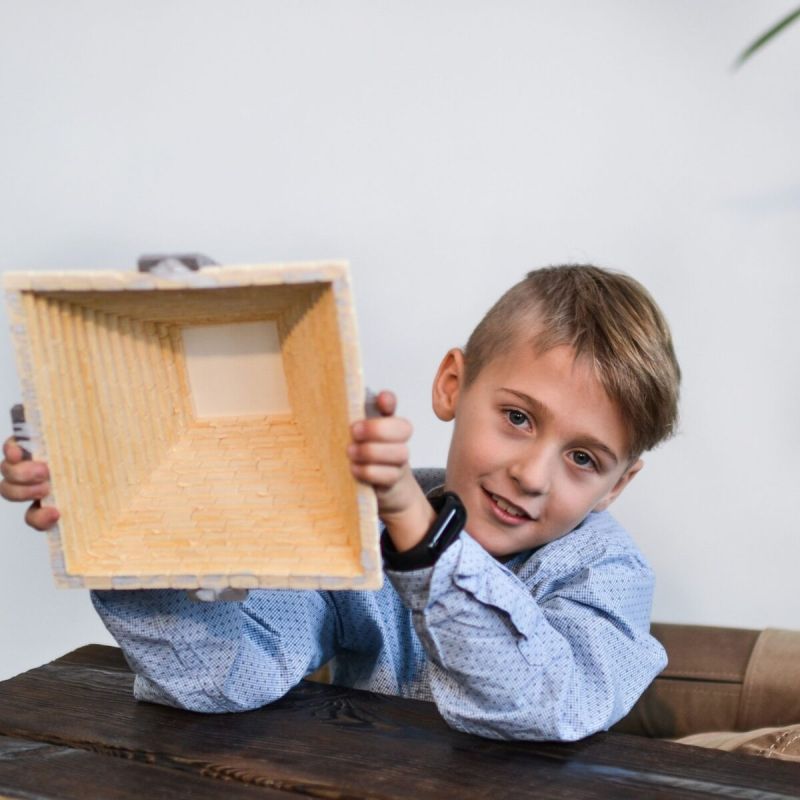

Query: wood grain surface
<box><xmin>0</xmin><ymin>645</ymin><xmax>799</xmax><ymax>799</ymax></box>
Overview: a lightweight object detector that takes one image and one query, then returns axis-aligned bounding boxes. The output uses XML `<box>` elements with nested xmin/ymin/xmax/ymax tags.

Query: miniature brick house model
<box><xmin>4</xmin><ymin>261</ymin><xmax>381</xmax><ymax>590</ymax></box>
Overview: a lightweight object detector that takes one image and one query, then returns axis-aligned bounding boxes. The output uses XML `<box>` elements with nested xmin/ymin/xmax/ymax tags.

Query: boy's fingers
<box><xmin>0</xmin><ymin>457</ymin><xmax>49</xmax><ymax>485</ymax></box>
<box><xmin>348</xmin><ymin>442</ymin><xmax>409</xmax><ymax>467</ymax></box>
<box><xmin>0</xmin><ymin>478</ymin><xmax>51</xmax><ymax>502</ymax></box>
<box><xmin>25</xmin><ymin>502</ymin><xmax>59</xmax><ymax>531</ymax></box>
<box><xmin>350</xmin><ymin>463</ymin><xmax>405</xmax><ymax>489</ymax></box>
<box><xmin>3</xmin><ymin>437</ymin><xmax>24</xmax><ymax>464</ymax></box>
<box><xmin>375</xmin><ymin>391</ymin><xmax>397</xmax><ymax>416</ymax></box>
<box><xmin>351</xmin><ymin>416</ymin><xmax>412</xmax><ymax>443</ymax></box>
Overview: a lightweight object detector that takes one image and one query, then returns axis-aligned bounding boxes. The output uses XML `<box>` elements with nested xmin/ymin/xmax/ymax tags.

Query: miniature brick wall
<box><xmin>4</xmin><ymin>263</ymin><xmax>380</xmax><ymax>591</ymax></box>
<box><xmin>278</xmin><ymin>285</ymin><xmax>360</xmax><ymax>551</ymax></box>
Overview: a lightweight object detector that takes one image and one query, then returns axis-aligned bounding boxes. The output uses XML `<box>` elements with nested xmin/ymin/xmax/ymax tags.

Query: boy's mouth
<box><xmin>483</xmin><ymin>488</ymin><xmax>534</xmax><ymax>523</ymax></box>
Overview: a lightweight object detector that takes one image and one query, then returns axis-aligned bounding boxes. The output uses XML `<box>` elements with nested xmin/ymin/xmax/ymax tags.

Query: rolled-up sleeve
<box><xmin>91</xmin><ymin>588</ymin><xmax>338</xmax><ymax>713</ymax></box>
<box><xmin>386</xmin><ymin>526</ymin><xmax>666</xmax><ymax>741</ymax></box>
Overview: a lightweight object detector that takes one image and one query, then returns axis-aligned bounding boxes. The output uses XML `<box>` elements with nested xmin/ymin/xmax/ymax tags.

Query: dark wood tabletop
<box><xmin>0</xmin><ymin>645</ymin><xmax>798</xmax><ymax>799</ymax></box>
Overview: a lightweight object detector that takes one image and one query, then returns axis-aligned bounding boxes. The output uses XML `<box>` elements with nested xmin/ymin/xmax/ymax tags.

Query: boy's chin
<box><xmin>468</xmin><ymin>529</ymin><xmax>533</xmax><ymax>559</ymax></box>
<box><xmin>469</xmin><ymin>524</ymin><xmax>568</xmax><ymax>559</ymax></box>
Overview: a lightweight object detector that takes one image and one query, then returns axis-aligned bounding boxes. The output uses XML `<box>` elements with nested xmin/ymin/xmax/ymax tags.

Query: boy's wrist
<box><xmin>381</xmin><ymin>492</ymin><xmax>467</xmax><ymax>571</ymax></box>
<box><xmin>380</xmin><ymin>498</ymin><xmax>437</xmax><ymax>554</ymax></box>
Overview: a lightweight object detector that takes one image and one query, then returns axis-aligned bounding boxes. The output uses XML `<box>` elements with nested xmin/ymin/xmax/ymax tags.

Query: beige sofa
<box><xmin>615</xmin><ymin>623</ymin><xmax>800</xmax><ymax>760</ymax></box>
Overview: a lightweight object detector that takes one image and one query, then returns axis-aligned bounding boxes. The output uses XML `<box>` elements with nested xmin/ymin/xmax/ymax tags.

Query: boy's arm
<box><xmin>91</xmin><ymin>587</ymin><xmax>338</xmax><ymax>712</ymax></box>
<box><xmin>349</xmin><ymin>391</ymin><xmax>664</xmax><ymax>741</ymax></box>
<box><xmin>387</xmin><ymin>526</ymin><xmax>666</xmax><ymax>741</ymax></box>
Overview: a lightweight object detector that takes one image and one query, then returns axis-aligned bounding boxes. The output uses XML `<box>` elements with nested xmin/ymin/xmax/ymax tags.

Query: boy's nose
<box><xmin>508</xmin><ymin>448</ymin><xmax>553</xmax><ymax>496</ymax></box>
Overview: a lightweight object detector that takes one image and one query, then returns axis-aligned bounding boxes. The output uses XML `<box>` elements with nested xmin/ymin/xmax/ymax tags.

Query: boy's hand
<box><xmin>348</xmin><ymin>391</ymin><xmax>435</xmax><ymax>553</ymax></box>
<box><xmin>0</xmin><ymin>438</ymin><xmax>60</xmax><ymax>531</ymax></box>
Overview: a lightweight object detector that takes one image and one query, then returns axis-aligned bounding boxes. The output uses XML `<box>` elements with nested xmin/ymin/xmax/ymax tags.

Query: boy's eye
<box><xmin>505</xmin><ymin>409</ymin><xmax>530</xmax><ymax>429</ymax></box>
<box><xmin>570</xmin><ymin>450</ymin><xmax>597</xmax><ymax>470</ymax></box>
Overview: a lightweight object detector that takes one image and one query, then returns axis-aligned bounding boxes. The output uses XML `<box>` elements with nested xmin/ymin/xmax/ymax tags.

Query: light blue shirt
<box><xmin>91</xmin><ymin>507</ymin><xmax>666</xmax><ymax>741</ymax></box>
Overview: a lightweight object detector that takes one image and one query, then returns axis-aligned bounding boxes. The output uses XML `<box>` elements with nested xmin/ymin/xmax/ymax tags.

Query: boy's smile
<box><xmin>433</xmin><ymin>341</ymin><xmax>642</xmax><ymax>558</ymax></box>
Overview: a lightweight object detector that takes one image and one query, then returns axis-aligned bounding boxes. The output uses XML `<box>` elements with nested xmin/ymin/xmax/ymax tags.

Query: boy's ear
<box><xmin>432</xmin><ymin>348</ymin><xmax>466</xmax><ymax>422</ymax></box>
<box><xmin>592</xmin><ymin>458</ymin><xmax>644</xmax><ymax>513</ymax></box>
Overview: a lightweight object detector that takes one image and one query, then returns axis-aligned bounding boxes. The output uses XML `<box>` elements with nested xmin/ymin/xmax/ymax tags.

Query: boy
<box><xmin>1</xmin><ymin>264</ymin><xmax>680</xmax><ymax>741</ymax></box>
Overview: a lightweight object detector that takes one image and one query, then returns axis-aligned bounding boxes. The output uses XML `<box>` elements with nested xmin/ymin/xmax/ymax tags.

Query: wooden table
<box><xmin>0</xmin><ymin>645</ymin><xmax>798</xmax><ymax>799</ymax></box>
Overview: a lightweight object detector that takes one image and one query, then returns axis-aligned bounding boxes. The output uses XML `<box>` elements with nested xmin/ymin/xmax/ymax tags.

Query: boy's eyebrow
<box><xmin>500</xmin><ymin>388</ymin><xmax>621</xmax><ymax>465</ymax></box>
<box><xmin>502</xmin><ymin>389</ymin><xmax>553</xmax><ymax>423</ymax></box>
<box><xmin>572</xmin><ymin>435</ymin><xmax>620</xmax><ymax>466</ymax></box>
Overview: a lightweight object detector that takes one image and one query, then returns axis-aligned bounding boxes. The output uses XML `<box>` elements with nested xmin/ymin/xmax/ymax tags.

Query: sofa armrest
<box><xmin>614</xmin><ymin>623</ymin><xmax>800</xmax><ymax>738</ymax></box>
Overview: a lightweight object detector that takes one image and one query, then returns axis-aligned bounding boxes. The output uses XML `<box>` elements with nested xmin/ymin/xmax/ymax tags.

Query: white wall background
<box><xmin>1</xmin><ymin>0</ymin><xmax>799</xmax><ymax>680</ymax></box>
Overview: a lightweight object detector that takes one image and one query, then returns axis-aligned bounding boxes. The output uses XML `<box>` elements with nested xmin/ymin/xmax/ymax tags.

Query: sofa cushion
<box><xmin>677</xmin><ymin>723</ymin><xmax>800</xmax><ymax>762</ymax></box>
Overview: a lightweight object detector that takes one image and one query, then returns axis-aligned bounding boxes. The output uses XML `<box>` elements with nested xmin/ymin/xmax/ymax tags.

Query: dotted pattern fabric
<box><xmin>91</xmin><ymin>473</ymin><xmax>666</xmax><ymax>741</ymax></box>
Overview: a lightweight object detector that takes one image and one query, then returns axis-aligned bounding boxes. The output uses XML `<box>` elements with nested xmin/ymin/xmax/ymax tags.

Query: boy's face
<box><xmin>433</xmin><ymin>340</ymin><xmax>642</xmax><ymax>558</ymax></box>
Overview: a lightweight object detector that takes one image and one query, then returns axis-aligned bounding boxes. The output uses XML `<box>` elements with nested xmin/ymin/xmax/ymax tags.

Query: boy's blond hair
<box><xmin>463</xmin><ymin>265</ymin><xmax>680</xmax><ymax>458</ymax></box>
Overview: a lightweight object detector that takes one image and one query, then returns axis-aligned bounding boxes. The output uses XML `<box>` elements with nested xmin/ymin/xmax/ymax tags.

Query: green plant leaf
<box><xmin>734</xmin><ymin>5</ymin><xmax>800</xmax><ymax>68</ymax></box>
